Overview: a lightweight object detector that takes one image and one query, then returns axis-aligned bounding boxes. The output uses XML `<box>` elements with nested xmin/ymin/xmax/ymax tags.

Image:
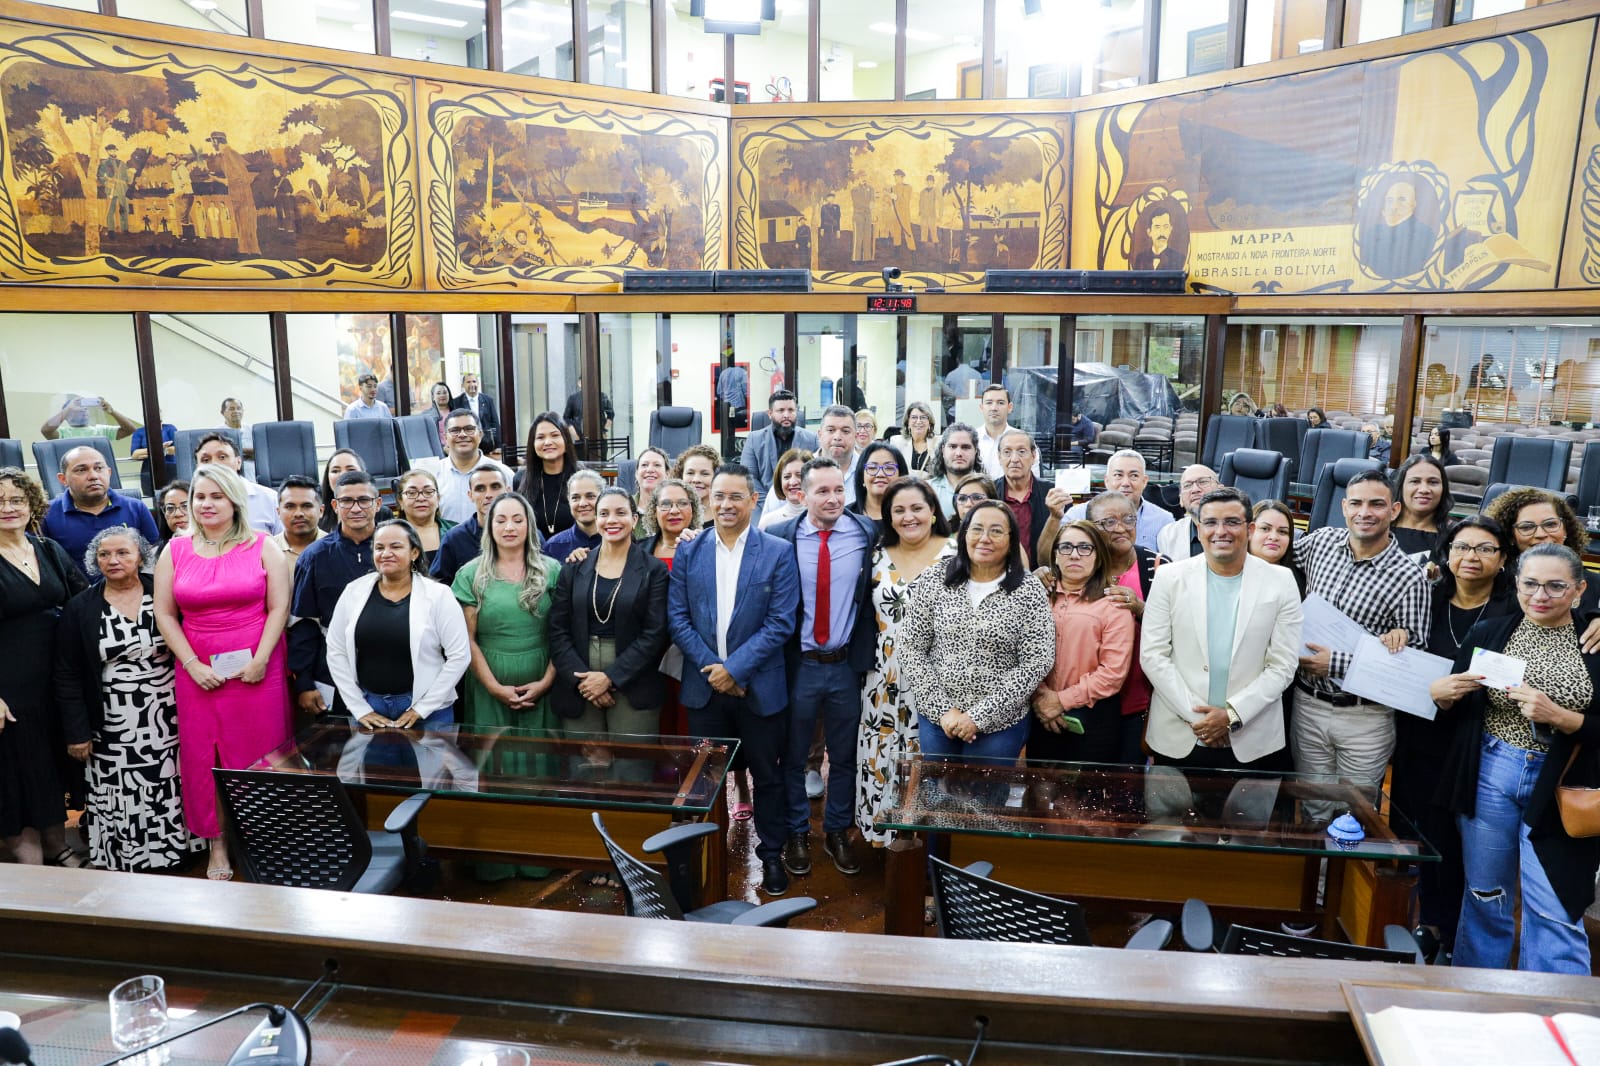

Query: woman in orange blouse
<box><xmin>1029</xmin><ymin>520</ymin><xmax>1136</xmax><ymax>763</ymax></box>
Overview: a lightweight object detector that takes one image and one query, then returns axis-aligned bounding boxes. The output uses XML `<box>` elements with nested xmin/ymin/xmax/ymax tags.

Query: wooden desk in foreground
<box><xmin>1</xmin><ymin>868</ymin><xmax>1595</xmax><ymax>1066</ymax></box>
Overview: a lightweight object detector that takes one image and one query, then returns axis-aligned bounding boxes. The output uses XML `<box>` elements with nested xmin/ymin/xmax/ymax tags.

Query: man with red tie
<box><xmin>770</xmin><ymin>457</ymin><xmax>879</xmax><ymax>881</ymax></box>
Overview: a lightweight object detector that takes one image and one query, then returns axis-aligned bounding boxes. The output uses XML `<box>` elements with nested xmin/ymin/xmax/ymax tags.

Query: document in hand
<box><xmin>1300</xmin><ymin>593</ymin><xmax>1366</xmax><ymax>655</ymax></box>
<box><xmin>1364</xmin><ymin>1006</ymin><xmax>1600</xmax><ymax>1066</ymax></box>
<box><xmin>1468</xmin><ymin>647</ymin><xmax>1528</xmax><ymax>692</ymax></box>
<box><xmin>1339</xmin><ymin>636</ymin><xmax>1453</xmax><ymax>720</ymax></box>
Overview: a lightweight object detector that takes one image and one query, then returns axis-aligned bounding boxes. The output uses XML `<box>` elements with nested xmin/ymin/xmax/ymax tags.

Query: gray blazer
<box><xmin>742</xmin><ymin>425</ymin><xmax>819</xmax><ymax>497</ymax></box>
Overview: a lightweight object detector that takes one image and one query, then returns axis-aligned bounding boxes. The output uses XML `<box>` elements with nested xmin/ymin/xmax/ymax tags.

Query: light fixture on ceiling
<box><xmin>867</xmin><ymin>21</ymin><xmax>937</xmax><ymax>42</ymax></box>
<box><xmin>432</xmin><ymin>0</ymin><xmax>487</xmax><ymax>8</ymax></box>
<box><xmin>858</xmin><ymin>60</ymin><xmax>877</xmax><ymax>68</ymax></box>
<box><xmin>391</xmin><ymin>10</ymin><xmax>469</xmax><ymax>27</ymax></box>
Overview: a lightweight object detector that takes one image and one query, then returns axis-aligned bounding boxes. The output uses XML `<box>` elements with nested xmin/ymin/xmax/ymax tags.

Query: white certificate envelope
<box><xmin>209</xmin><ymin>648</ymin><xmax>252</xmax><ymax>679</ymax></box>
<box><xmin>1339</xmin><ymin>635</ymin><xmax>1454</xmax><ymax>720</ymax></box>
<box><xmin>1469</xmin><ymin>647</ymin><xmax>1527</xmax><ymax>691</ymax></box>
<box><xmin>1055</xmin><ymin>467</ymin><xmax>1091</xmax><ymax>495</ymax></box>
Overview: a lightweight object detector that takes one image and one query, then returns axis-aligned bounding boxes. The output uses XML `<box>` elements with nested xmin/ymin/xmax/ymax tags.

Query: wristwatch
<box><xmin>1227</xmin><ymin>705</ymin><xmax>1243</xmax><ymax>732</ymax></box>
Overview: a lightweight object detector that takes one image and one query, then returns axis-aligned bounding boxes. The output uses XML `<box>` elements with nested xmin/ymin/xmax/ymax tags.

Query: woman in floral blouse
<box><xmin>899</xmin><ymin>500</ymin><xmax>1055</xmax><ymax>761</ymax></box>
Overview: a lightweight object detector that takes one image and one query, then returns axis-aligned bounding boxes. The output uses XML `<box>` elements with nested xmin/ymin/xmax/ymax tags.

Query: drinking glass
<box><xmin>109</xmin><ymin>975</ymin><xmax>167</xmax><ymax>1054</ymax></box>
<box><xmin>1588</xmin><ymin>506</ymin><xmax>1600</xmax><ymax>532</ymax></box>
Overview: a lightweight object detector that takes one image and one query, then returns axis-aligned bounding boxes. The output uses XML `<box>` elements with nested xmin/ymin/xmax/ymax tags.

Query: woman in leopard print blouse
<box><xmin>1431</xmin><ymin>543</ymin><xmax>1600</xmax><ymax>975</ymax></box>
<box><xmin>899</xmin><ymin>500</ymin><xmax>1055</xmax><ymax>761</ymax></box>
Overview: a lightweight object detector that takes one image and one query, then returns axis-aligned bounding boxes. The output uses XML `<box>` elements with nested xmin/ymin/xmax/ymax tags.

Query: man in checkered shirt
<box><xmin>1293</xmin><ymin>469</ymin><xmax>1431</xmax><ymax>810</ymax></box>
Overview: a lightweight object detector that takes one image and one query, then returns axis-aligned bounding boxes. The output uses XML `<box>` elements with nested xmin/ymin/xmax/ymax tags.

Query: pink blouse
<box><xmin>1116</xmin><ymin>564</ymin><xmax>1153</xmax><ymax>716</ymax></box>
<box><xmin>1039</xmin><ymin>590</ymin><xmax>1135</xmax><ymax>711</ymax></box>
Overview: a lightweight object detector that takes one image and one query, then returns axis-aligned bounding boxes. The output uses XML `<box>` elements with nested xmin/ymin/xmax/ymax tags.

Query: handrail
<box><xmin>150</xmin><ymin>314</ymin><xmax>345</xmax><ymax>417</ymax></box>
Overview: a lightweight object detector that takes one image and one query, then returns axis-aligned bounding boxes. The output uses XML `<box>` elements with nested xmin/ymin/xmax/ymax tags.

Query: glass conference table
<box><xmin>875</xmin><ymin>755</ymin><xmax>1436</xmax><ymax>945</ymax></box>
<box><xmin>252</xmin><ymin>722</ymin><xmax>737</xmax><ymax>905</ymax></box>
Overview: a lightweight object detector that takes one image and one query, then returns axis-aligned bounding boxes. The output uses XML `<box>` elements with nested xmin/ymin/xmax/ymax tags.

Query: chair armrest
<box><xmin>1383</xmin><ymin>924</ymin><xmax>1426</xmax><ymax>964</ymax></box>
<box><xmin>1181</xmin><ymin>898</ymin><xmax>1216</xmax><ymax>953</ymax></box>
<box><xmin>962</xmin><ymin>861</ymin><xmax>994</xmax><ymax>879</ymax></box>
<box><xmin>383</xmin><ymin>792</ymin><xmax>431</xmax><ymax>834</ymax></box>
<box><xmin>641</xmin><ymin>821</ymin><xmax>719</xmax><ymax>855</ymax></box>
<box><xmin>729</xmin><ymin>897</ymin><xmax>819</xmax><ymax>928</ymax></box>
<box><xmin>1124</xmin><ymin>918</ymin><xmax>1173</xmax><ymax>952</ymax></box>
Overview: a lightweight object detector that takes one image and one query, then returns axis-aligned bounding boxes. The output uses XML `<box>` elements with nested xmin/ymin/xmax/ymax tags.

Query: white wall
<box><xmin>390</xmin><ymin>28</ymin><xmax>471</xmax><ymax>67</ymax></box>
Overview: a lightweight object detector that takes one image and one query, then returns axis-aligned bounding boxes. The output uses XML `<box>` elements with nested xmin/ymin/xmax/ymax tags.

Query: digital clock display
<box><xmin>865</xmin><ymin>295</ymin><xmax>917</xmax><ymax>313</ymax></box>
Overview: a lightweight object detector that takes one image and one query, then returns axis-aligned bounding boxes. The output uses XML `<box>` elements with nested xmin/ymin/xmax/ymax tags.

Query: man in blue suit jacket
<box><xmin>669</xmin><ymin>463</ymin><xmax>800</xmax><ymax>896</ymax></box>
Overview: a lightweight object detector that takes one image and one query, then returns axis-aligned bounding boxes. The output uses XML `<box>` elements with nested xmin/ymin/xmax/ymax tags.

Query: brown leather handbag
<box><xmin>1556</xmin><ymin>744</ymin><xmax>1600</xmax><ymax>838</ymax></box>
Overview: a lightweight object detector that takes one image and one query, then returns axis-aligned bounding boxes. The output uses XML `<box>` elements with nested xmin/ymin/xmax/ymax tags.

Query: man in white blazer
<box><xmin>1141</xmin><ymin>486</ymin><xmax>1302</xmax><ymax>770</ymax></box>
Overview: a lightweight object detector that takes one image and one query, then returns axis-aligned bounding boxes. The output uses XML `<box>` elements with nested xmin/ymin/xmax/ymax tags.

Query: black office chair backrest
<box><xmin>395</xmin><ymin>412</ymin><xmax>444</xmax><ymax>464</ymax></box>
<box><xmin>214</xmin><ymin>768</ymin><xmax>372</xmax><ymax>892</ymax></box>
<box><xmin>749</xmin><ymin>409</ymin><xmax>771</xmax><ymax>433</ymax></box>
<box><xmin>930</xmin><ymin>857</ymin><xmax>1094</xmax><ymax>946</ymax></box>
<box><xmin>334</xmin><ymin>418</ymin><xmax>404</xmax><ymax>481</ymax></box>
<box><xmin>32</xmin><ymin>436</ymin><xmax>122</xmax><ymax>497</ymax></box>
<box><xmin>174</xmin><ymin>426</ymin><xmax>243</xmax><ymax>483</ymax></box>
<box><xmin>1219</xmin><ymin>447</ymin><xmax>1289</xmax><ymax>506</ymax></box>
<box><xmin>1200</xmin><ymin>414</ymin><xmax>1256</xmax><ymax>470</ymax></box>
<box><xmin>1254</xmin><ymin>418</ymin><xmax>1303</xmax><ymax>480</ymax></box>
<box><xmin>1487</xmin><ymin>434</ymin><xmax>1572</xmax><ymax>492</ymax></box>
<box><xmin>1220</xmin><ymin>925</ymin><xmax>1416</xmax><ymax>964</ymax></box>
<box><xmin>614</xmin><ymin>458</ymin><xmax>639</xmax><ymax>494</ymax></box>
<box><xmin>1299</xmin><ymin>429</ymin><xmax>1371</xmax><ymax>488</ymax></box>
<box><xmin>591</xmin><ymin>811</ymin><xmax>686</xmax><ymax>921</ymax></box>
<box><xmin>0</xmin><ymin>438</ymin><xmax>22</xmax><ymax>471</ymax></box>
<box><xmin>1577</xmin><ymin>440</ymin><xmax>1600</xmax><ymax>514</ymax></box>
<box><xmin>251</xmin><ymin>421</ymin><xmax>318</xmax><ymax>488</ymax></box>
<box><xmin>650</xmin><ymin>406</ymin><xmax>703</xmax><ymax>459</ymax></box>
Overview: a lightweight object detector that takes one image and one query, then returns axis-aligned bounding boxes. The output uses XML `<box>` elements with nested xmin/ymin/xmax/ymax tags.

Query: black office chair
<box><xmin>1574</xmin><ymin>440</ymin><xmax>1600</xmax><ymax>515</ymax></box>
<box><xmin>0</xmin><ymin>438</ymin><xmax>23</xmax><ymax>471</ymax></box>
<box><xmin>649</xmin><ymin>407</ymin><xmax>703</xmax><ymax>458</ymax></box>
<box><xmin>174</xmin><ymin>426</ymin><xmax>243</xmax><ymax>482</ymax></box>
<box><xmin>931</xmin><ymin>858</ymin><xmax>1173</xmax><ymax>949</ymax></box>
<box><xmin>591</xmin><ymin>812</ymin><xmax>815</xmax><ymax>926</ymax></box>
<box><xmin>1478</xmin><ymin>481</ymin><xmax>1519</xmax><ymax>513</ymax></box>
<box><xmin>1254</xmin><ymin>418</ymin><xmax>1303</xmax><ymax>481</ymax></box>
<box><xmin>1307</xmin><ymin>457</ymin><xmax>1384</xmax><ymax>531</ymax></box>
<box><xmin>1219</xmin><ymin>447</ymin><xmax>1290</xmax><ymax>505</ymax></box>
<box><xmin>1298</xmin><ymin>428</ymin><xmax>1370</xmax><ymax>489</ymax></box>
<box><xmin>1180</xmin><ymin>899</ymin><xmax>1421</xmax><ymax>963</ymax></box>
<box><xmin>614</xmin><ymin>458</ymin><xmax>639</xmax><ymax>494</ymax></box>
<box><xmin>1200</xmin><ymin>414</ymin><xmax>1256</xmax><ymax>470</ymax></box>
<box><xmin>334</xmin><ymin>417</ymin><xmax>405</xmax><ymax>488</ymax></box>
<box><xmin>1486</xmin><ymin>435</ymin><xmax>1572</xmax><ymax>492</ymax></box>
<box><xmin>251</xmin><ymin>420</ymin><xmax>318</xmax><ymax>487</ymax></box>
<box><xmin>213</xmin><ymin>768</ymin><xmax>432</xmax><ymax>894</ymax></box>
<box><xmin>32</xmin><ymin>436</ymin><xmax>123</xmax><ymax>498</ymax></box>
<box><xmin>394</xmin><ymin>413</ymin><xmax>444</xmax><ymax>463</ymax></box>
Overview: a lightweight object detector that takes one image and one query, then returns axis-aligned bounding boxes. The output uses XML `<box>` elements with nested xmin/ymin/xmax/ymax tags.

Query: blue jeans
<box><xmin>784</xmin><ymin>659</ymin><xmax>860</xmax><ymax>835</ymax></box>
<box><xmin>358</xmin><ymin>691</ymin><xmax>457</xmax><ymax>732</ymax></box>
<box><xmin>1454</xmin><ymin>734</ymin><xmax>1591</xmax><ymax>975</ymax></box>
<box><xmin>917</xmin><ymin>714</ymin><xmax>1031</xmax><ymax>762</ymax></box>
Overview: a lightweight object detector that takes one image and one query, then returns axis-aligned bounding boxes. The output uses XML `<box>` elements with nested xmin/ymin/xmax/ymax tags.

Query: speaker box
<box><xmin>621</xmin><ymin>270</ymin><xmax>717</xmax><ymax>293</ymax></box>
<box><xmin>985</xmin><ymin>269</ymin><xmax>1187</xmax><ymax>294</ymax></box>
<box><xmin>714</xmin><ymin>269</ymin><xmax>813</xmax><ymax>293</ymax></box>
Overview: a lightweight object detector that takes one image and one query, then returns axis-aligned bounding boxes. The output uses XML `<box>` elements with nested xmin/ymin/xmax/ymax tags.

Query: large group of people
<box><xmin>2</xmin><ymin>384</ymin><xmax>1597</xmax><ymax>977</ymax></box>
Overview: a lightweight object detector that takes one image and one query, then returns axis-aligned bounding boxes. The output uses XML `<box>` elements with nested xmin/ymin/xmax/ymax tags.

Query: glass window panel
<box><xmin>586</xmin><ymin>0</ymin><xmax>653</xmax><ymax>92</ymax></box>
<box><xmin>1452</xmin><ymin>0</ymin><xmax>1530</xmax><ymax>23</ymax></box>
<box><xmin>1085</xmin><ymin>0</ymin><xmax>1145</xmax><ymax>93</ymax></box>
<box><xmin>19</xmin><ymin>0</ymin><xmax>98</xmax><ymax>11</ymax></box>
<box><xmin>1417</xmin><ymin>317</ymin><xmax>1600</xmax><ymax>434</ymax></box>
<box><xmin>1156</xmin><ymin>0</ymin><xmax>1230</xmax><ymax>82</ymax></box>
<box><xmin>904</xmin><ymin>0</ymin><xmax>982</xmax><ymax>100</ymax></box>
<box><xmin>285</xmin><ymin>313</ymin><xmax>391</xmax><ymax>458</ymax></box>
<box><xmin>1076</xmin><ymin>314</ymin><xmax>1204</xmax><ymax>423</ymax></box>
<box><xmin>1344</xmin><ymin>0</ymin><xmax>1440</xmax><ymax>45</ymax></box>
<box><xmin>148</xmin><ymin>313</ymin><xmax>275</xmax><ymax>493</ymax></box>
<box><xmin>1224</xmin><ymin>317</ymin><xmax>1402</xmax><ymax>423</ymax></box>
<box><xmin>505</xmin><ymin>0</ymin><xmax>576</xmax><ymax>80</ymax></box>
<box><xmin>263</xmin><ymin>1</ymin><xmax>378</xmax><ymax>55</ymax></box>
<box><xmin>511</xmin><ymin>313</ymin><xmax>581</xmax><ymax>450</ymax></box>
<box><xmin>598</xmin><ymin>312</ymin><xmax>659</xmax><ymax>459</ymax></box>
<box><xmin>901</xmin><ymin>313</ymin><xmax>947</xmax><ymax>437</ymax></box>
<box><xmin>400</xmin><ymin>313</ymin><xmax>495</xmax><ymax>436</ymax></box>
<box><xmin>0</xmin><ymin>313</ymin><xmax>145</xmax><ymax>492</ymax></box>
<box><xmin>663</xmin><ymin>0</ymin><xmax>727</xmax><ymax>102</ymax></box>
<box><xmin>1000</xmin><ymin>314</ymin><xmax>1059</xmax><ymax>440</ymax></box>
<box><xmin>998</xmin><ymin>0</ymin><xmax>1075</xmax><ymax>99</ymax></box>
<box><xmin>734</xmin><ymin>3</ymin><xmax>810</xmax><ymax>103</ymax></box>
<box><xmin>732</xmin><ymin>314</ymin><xmax>787</xmax><ymax>429</ymax></box>
<box><xmin>388</xmin><ymin>1</ymin><xmax>487</xmax><ymax>68</ymax></box>
<box><xmin>819</xmin><ymin>0</ymin><xmax>895</xmax><ymax>102</ymax></box>
<box><xmin>1243</xmin><ymin>0</ymin><xmax>1327</xmax><ymax>66</ymax></box>
<box><xmin>118</xmin><ymin>0</ymin><xmax>250</xmax><ymax>36</ymax></box>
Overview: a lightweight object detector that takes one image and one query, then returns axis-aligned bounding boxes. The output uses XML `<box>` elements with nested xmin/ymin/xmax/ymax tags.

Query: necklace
<box><xmin>0</xmin><ymin>541</ymin><xmax>35</xmax><ymax>573</ymax></box>
<box><xmin>592</xmin><ymin>566</ymin><xmax>624</xmax><ymax>624</ymax></box>
<box><xmin>1447</xmin><ymin>596</ymin><xmax>1490</xmax><ymax>648</ymax></box>
<box><xmin>535</xmin><ymin>476</ymin><xmax>562</xmax><ymax>535</ymax></box>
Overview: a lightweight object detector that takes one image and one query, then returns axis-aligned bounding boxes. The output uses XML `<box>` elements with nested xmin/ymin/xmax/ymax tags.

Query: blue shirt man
<box><xmin>42</xmin><ymin>446</ymin><xmax>159</xmax><ymax>576</ymax></box>
<box><xmin>769</xmin><ymin>457</ymin><xmax>878</xmax><ymax>883</ymax></box>
<box><xmin>288</xmin><ymin>472</ymin><xmax>379</xmax><ymax>714</ymax></box>
<box><xmin>128</xmin><ymin>421</ymin><xmax>177</xmax><ymax>495</ymax></box>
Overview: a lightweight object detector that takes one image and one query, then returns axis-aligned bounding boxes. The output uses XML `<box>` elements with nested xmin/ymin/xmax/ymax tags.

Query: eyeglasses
<box><xmin>1055</xmin><ymin>542</ymin><xmax>1095</xmax><ymax>557</ymax></box>
<box><xmin>656</xmin><ymin>500</ymin><xmax>692</xmax><ymax>511</ymax></box>
<box><xmin>1181</xmin><ymin>476</ymin><xmax>1218</xmax><ymax>491</ymax></box>
<box><xmin>1198</xmin><ymin>517</ymin><xmax>1246</xmax><ymax>530</ymax></box>
<box><xmin>446</xmin><ymin>426</ymin><xmax>478</xmax><ymax>436</ymax></box>
<box><xmin>335</xmin><ymin>495</ymin><xmax>379</xmax><ymax>510</ymax></box>
<box><xmin>1449</xmin><ymin>542</ymin><xmax>1502</xmax><ymax>556</ymax></box>
<box><xmin>1094</xmin><ymin>516</ymin><xmax>1137</xmax><ymax>531</ymax></box>
<box><xmin>1514</xmin><ymin>518</ymin><xmax>1565</xmax><ymax>536</ymax></box>
<box><xmin>1518</xmin><ymin>578</ymin><xmax>1575</xmax><ymax>598</ymax></box>
<box><xmin>161</xmin><ymin>503</ymin><xmax>186</xmax><ymax>514</ymax></box>
<box><xmin>401</xmin><ymin>488</ymin><xmax>438</xmax><ymax>500</ymax></box>
<box><xmin>0</xmin><ymin>497</ymin><xmax>28</xmax><ymax>509</ymax></box>
<box><xmin>954</xmin><ymin>493</ymin><xmax>990</xmax><ymax>505</ymax></box>
<box><xmin>862</xmin><ymin>463</ymin><xmax>899</xmax><ymax>476</ymax></box>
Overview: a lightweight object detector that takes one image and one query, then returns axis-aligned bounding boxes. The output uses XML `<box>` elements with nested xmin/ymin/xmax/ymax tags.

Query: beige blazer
<box><xmin>1139</xmin><ymin>553</ymin><xmax>1302</xmax><ymax>762</ymax></box>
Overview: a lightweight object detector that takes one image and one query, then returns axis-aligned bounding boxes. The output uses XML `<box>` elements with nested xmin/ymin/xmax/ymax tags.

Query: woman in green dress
<box><xmin>452</xmin><ymin>491</ymin><xmax>560</xmax><ymax>880</ymax></box>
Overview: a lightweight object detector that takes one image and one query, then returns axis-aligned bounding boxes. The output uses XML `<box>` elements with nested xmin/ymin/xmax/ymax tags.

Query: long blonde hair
<box><xmin>473</xmin><ymin>492</ymin><xmax>549</xmax><ymax>611</ymax></box>
<box><xmin>190</xmin><ymin>463</ymin><xmax>255</xmax><ymax>551</ymax></box>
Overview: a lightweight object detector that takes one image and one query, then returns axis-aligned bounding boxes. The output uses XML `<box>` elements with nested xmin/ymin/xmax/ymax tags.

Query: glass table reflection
<box><xmin>876</xmin><ymin>754</ymin><xmax>1435</xmax><ymax>944</ymax></box>
<box><xmin>252</xmin><ymin>722</ymin><xmax>738</xmax><ymax>903</ymax></box>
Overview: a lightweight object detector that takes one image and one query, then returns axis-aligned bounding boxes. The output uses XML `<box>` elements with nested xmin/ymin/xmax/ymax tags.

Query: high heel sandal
<box><xmin>47</xmin><ymin>848</ymin><xmax>88</xmax><ymax>869</ymax></box>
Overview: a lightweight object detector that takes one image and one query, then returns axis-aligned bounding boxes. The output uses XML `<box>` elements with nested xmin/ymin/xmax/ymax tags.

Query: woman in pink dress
<box><xmin>154</xmin><ymin>463</ymin><xmax>291</xmax><ymax>880</ymax></box>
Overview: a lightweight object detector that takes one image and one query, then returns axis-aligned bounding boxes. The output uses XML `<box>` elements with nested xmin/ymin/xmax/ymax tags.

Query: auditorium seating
<box><xmin>173</xmin><ymin>426</ymin><xmax>243</xmax><ymax>482</ymax></box>
<box><xmin>1220</xmin><ymin>448</ymin><xmax>1290</xmax><ymax>504</ymax></box>
<box><xmin>650</xmin><ymin>407</ymin><xmax>703</xmax><ymax>457</ymax></box>
<box><xmin>250</xmin><ymin>421</ymin><xmax>318</xmax><ymax>487</ymax></box>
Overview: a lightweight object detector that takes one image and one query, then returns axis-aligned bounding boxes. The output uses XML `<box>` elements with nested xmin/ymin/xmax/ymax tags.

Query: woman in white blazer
<box><xmin>327</xmin><ymin>519</ymin><xmax>470</xmax><ymax>731</ymax></box>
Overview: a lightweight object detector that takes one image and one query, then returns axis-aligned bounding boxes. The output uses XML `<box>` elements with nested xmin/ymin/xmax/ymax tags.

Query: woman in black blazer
<box><xmin>548</xmin><ymin>487</ymin><xmax>670</xmax><ymax>783</ymax></box>
<box><xmin>1429</xmin><ymin>543</ymin><xmax>1600</xmax><ymax>975</ymax></box>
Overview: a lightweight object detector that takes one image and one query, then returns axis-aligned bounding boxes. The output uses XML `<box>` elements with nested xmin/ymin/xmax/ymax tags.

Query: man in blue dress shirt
<box><xmin>42</xmin><ymin>446</ymin><xmax>159</xmax><ymax>576</ymax></box>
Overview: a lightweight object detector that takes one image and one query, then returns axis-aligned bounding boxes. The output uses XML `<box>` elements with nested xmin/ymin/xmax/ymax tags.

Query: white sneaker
<box><xmin>805</xmin><ymin>769</ymin><xmax>824</xmax><ymax>799</ymax></box>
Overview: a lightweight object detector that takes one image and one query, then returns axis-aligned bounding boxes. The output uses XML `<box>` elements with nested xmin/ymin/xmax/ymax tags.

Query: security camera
<box><xmin>882</xmin><ymin>266</ymin><xmax>904</xmax><ymax>292</ymax></box>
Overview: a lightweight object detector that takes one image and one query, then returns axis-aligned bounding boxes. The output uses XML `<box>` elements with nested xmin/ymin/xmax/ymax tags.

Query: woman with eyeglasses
<box><xmin>950</xmin><ymin>472</ymin><xmax>998</xmax><ymax>529</ymax></box>
<box><xmin>1084</xmin><ymin>490</ymin><xmax>1163</xmax><ymax>763</ymax></box>
<box><xmin>759</xmin><ymin>448</ymin><xmax>812</xmax><ymax>531</ymax></box>
<box><xmin>858</xmin><ymin>479</ymin><xmax>953</xmax><ymax>845</ymax></box>
<box><xmin>851</xmin><ymin>441</ymin><xmax>908</xmax><ymax>524</ymax></box>
<box><xmin>1029</xmin><ymin>520</ymin><xmax>1132</xmax><ymax>764</ymax></box>
<box><xmin>1484</xmin><ymin>487</ymin><xmax>1600</xmax><ymax>627</ymax></box>
<box><xmin>154</xmin><ymin>480</ymin><xmax>191</xmax><ymax>545</ymax></box>
<box><xmin>396</xmin><ymin>468</ymin><xmax>454</xmax><ymax>570</ymax></box>
<box><xmin>1430</xmin><ymin>543</ymin><xmax>1600</xmax><ymax>974</ymax></box>
<box><xmin>854</xmin><ymin>409</ymin><xmax>878</xmax><ymax>449</ymax></box>
<box><xmin>900</xmin><ymin>501</ymin><xmax>1054</xmax><ymax>761</ymax></box>
<box><xmin>893</xmin><ymin>401</ymin><xmax>937</xmax><ymax>476</ymax></box>
<box><xmin>1390</xmin><ymin>454</ymin><xmax>1455</xmax><ymax>556</ymax></box>
<box><xmin>1395</xmin><ymin>516</ymin><xmax>1515</xmax><ymax>963</ymax></box>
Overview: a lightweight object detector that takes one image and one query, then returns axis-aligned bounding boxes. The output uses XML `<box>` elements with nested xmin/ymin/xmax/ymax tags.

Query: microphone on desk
<box><xmin>91</xmin><ymin>1002</ymin><xmax>310</xmax><ymax>1066</ymax></box>
<box><xmin>0</xmin><ymin>1026</ymin><xmax>35</xmax><ymax>1066</ymax></box>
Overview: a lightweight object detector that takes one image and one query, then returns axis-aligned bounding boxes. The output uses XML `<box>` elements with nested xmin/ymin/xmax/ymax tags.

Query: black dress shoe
<box><xmin>824</xmin><ymin>830</ymin><xmax>861</xmax><ymax>875</ymax></box>
<box><xmin>782</xmin><ymin>833</ymin><xmax>812</xmax><ymax>876</ymax></box>
<box><xmin>761</xmin><ymin>857</ymin><xmax>789</xmax><ymax>896</ymax></box>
